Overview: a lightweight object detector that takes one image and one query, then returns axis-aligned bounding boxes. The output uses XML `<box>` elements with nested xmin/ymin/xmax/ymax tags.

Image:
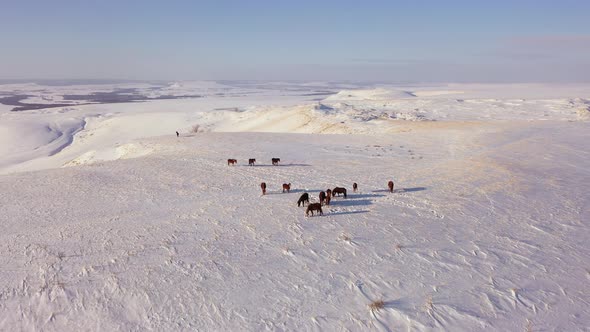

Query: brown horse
<box><xmin>325</xmin><ymin>189</ymin><xmax>332</xmax><ymax>205</ymax></box>
<box><xmin>353</xmin><ymin>182</ymin><xmax>358</xmax><ymax>192</ymax></box>
<box><xmin>388</xmin><ymin>180</ymin><xmax>394</xmax><ymax>193</ymax></box>
<box><xmin>272</xmin><ymin>158</ymin><xmax>280</xmax><ymax>165</ymax></box>
<box><xmin>332</xmin><ymin>187</ymin><xmax>347</xmax><ymax>198</ymax></box>
<box><xmin>282</xmin><ymin>183</ymin><xmax>291</xmax><ymax>193</ymax></box>
<box><xmin>297</xmin><ymin>193</ymin><xmax>309</xmax><ymax>207</ymax></box>
<box><xmin>306</xmin><ymin>203</ymin><xmax>323</xmax><ymax>217</ymax></box>
<box><xmin>319</xmin><ymin>191</ymin><xmax>326</xmax><ymax>205</ymax></box>
<box><xmin>260</xmin><ymin>182</ymin><xmax>267</xmax><ymax>195</ymax></box>
<box><xmin>249</xmin><ymin>158</ymin><xmax>256</xmax><ymax>166</ymax></box>
<box><xmin>227</xmin><ymin>159</ymin><xmax>237</xmax><ymax>166</ymax></box>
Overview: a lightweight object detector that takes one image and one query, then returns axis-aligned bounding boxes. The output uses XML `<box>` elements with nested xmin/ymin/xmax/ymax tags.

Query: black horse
<box><xmin>297</xmin><ymin>193</ymin><xmax>310</xmax><ymax>207</ymax></box>
<box><xmin>332</xmin><ymin>187</ymin><xmax>347</xmax><ymax>198</ymax></box>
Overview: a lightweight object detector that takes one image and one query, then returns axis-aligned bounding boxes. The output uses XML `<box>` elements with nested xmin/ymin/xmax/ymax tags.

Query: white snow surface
<box><xmin>0</xmin><ymin>81</ymin><xmax>589</xmax><ymax>331</ymax></box>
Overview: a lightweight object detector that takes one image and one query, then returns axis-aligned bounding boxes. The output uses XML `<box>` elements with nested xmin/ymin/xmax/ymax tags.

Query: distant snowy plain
<box><xmin>0</xmin><ymin>81</ymin><xmax>589</xmax><ymax>331</ymax></box>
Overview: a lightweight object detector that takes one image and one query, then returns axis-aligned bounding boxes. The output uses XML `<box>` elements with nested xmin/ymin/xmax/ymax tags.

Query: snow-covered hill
<box><xmin>0</xmin><ymin>82</ymin><xmax>589</xmax><ymax>330</ymax></box>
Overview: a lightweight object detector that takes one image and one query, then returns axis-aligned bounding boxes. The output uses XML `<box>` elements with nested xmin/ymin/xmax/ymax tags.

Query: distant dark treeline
<box><xmin>0</xmin><ymin>79</ymin><xmax>164</xmax><ymax>86</ymax></box>
<box><xmin>0</xmin><ymin>89</ymin><xmax>202</xmax><ymax>112</ymax></box>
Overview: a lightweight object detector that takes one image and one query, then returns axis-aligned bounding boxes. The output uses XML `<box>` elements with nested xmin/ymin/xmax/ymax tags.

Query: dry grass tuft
<box><xmin>368</xmin><ymin>299</ymin><xmax>385</xmax><ymax>312</ymax></box>
<box><xmin>424</xmin><ymin>296</ymin><xmax>434</xmax><ymax>312</ymax></box>
<box><xmin>339</xmin><ymin>234</ymin><xmax>352</xmax><ymax>242</ymax></box>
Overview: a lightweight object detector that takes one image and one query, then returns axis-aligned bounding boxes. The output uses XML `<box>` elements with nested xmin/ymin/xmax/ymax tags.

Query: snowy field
<box><xmin>0</xmin><ymin>81</ymin><xmax>589</xmax><ymax>330</ymax></box>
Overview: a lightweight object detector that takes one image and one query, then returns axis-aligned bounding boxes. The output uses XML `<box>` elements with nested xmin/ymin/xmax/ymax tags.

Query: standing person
<box><xmin>176</xmin><ymin>131</ymin><xmax>179</xmax><ymax>137</ymax></box>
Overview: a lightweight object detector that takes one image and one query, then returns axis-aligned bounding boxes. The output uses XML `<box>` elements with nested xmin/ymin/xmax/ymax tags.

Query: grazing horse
<box><xmin>297</xmin><ymin>193</ymin><xmax>310</xmax><ymax>207</ymax></box>
<box><xmin>388</xmin><ymin>180</ymin><xmax>394</xmax><ymax>193</ymax></box>
<box><xmin>272</xmin><ymin>158</ymin><xmax>280</xmax><ymax>165</ymax></box>
<box><xmin>319</xmin><ymin>191</ymin><xmax>326</xmax><ymax>205</ymax></box>
<box><xmin>306</xmin><ymin>203</ymin><xmax>323</xmax><ymax>217</ymax></box>
<box><xmin>227</xmin><ymin>159</ymin><xmax>237</xmax><ymax>166</ymax></box>
<box><xmin>332</xmin><ymin>187</ymin><xmax>347</xmax><ymax>198</ymax></box>
<box><xmin>325</xmin><ymin>189</ymin><xmax>332</xmax><ymax>205</ymax></box>
<box><xmin>353</xmin><ymin>182</ymin><xmax>358</xmax><ymax>192</ymax></box>
<box><xmin>249</xmin><ymin>158</ymin><xmax>256</xmax><ymax>166</ymax></box>
<box><xmin>282</xmin><ymin>183</ymin><xmax>291</xmax><ymax>193</ymax></box>
<box><xmin>260</xmin><ymin>182</ymin><xmax>267</xmax><ymax>195</ymax></box>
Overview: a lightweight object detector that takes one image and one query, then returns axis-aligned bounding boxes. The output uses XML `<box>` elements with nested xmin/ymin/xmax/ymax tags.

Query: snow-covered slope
<box><xmin>2</xmin><ymin>82</ymin><xmax>589</xmax><ymax>174</ymax></box>
<box><xmin>0</xmin><ymin>82</ymin><xmax>589</xmax><ymax>330</ymax></box>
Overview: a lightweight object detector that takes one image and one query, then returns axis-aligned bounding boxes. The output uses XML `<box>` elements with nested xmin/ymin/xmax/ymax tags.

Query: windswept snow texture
<box><xmin>0</xmin><ymin>81</ymin><xmax>589</xmax><ymax>331</ymax></box>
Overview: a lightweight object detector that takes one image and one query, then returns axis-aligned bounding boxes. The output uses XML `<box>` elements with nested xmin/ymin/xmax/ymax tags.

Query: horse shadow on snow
<box><xmin>372</xmin><ymin>187</ymin><xmax>427</xmax><ymax>193</ymax></box>
<box><xmin>348</xmin><ymin>193</ymin><xmax>385</xmax><ymax>199</ymax></box>
<box><xmin>330</xmin><ymin>198</ymin><xmax>373</xmax><ymax>207</ymax></box>
<box><xmin>328</xmin><ymin>210</ymin><xmax>370</xmax><ymax>216</ymax></box>
<box><xmin>242</xmin><ymin>163</ymin><xmax>312</xmax><ymax>167</ymax></box>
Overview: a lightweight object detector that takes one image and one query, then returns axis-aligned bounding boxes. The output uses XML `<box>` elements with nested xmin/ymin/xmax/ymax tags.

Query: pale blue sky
<box><xmin>1</xmin><ymin>0</ymin><xmax>589</xmax><ymax>82</ymax></box>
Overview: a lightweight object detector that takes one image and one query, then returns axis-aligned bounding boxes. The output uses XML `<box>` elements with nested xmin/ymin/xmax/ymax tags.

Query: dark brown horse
<box><xmin>227</xmin><ymin>159</ymin><xmax>237</xmax><ymax>166</ymax></box>
<box><xmin>325</xmin><ymin>189</ymin><xmax>332</xmax><ymax>205</ymax></box>
<box><xmin>249</xmin><ymin>158</ymin><xmax>256</xmax><ymax>166</ymax></box>
<box><xmin>319</xmin><ymin>191</ymin><xmax>326</xmax><ymax>205</ymax></box>
<box><xmin>306</xmin><ymin>203</ymin><xmax>323</xmax><ymax>217</ymax></box>
<box><xmin>388</xmin><ymin>180</ymin><xmax>394</xmax><ymax>193</ymax></box>
<box><xmin>272</xmin><ymin>158</ymin><xmax>280</xmax><ymax>165</ymax></box>
<box><xmin>297</xmin><ymin>193</ymin><xmax>309</xmax><ymax>207</ymax></box>
<box><xmin>353</xmin><ymin>182</ymin><xmax>358</xmax><ymax>192</ymax></box>
<box><xmin>282</xmin><ymin>183</ymin><xmax>291</xmax><ymax>193</ymax></box>
<box><xmin>332</xmin><ymin>187</ymin><xmax>347</xmax><ymax>198</ymax></box>
<box><xmin>260</xmin><ymin>182</ymin><xmax>267</xmax><ymax>195</ymax></box>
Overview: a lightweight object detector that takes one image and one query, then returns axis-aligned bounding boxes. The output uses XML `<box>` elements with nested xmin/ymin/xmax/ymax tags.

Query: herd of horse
<box><xmin>227</xmin><ymin>158</ymin><xmax>281</xmax><ymax>166</ymax></box>
<box><xmin>260</xmin><ymin>181</ymin><xmax>395</xmax><ymax>217</ymax></box>
<box><xmin>227</xmin><ymin>157</ymin><xmax>395</xmax><ymax>217</ymax></box>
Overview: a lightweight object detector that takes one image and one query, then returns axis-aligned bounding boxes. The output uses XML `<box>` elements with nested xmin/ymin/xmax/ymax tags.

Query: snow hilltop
<box><xmin>0</xmin><ymin>81</ymin><xmax>589</xmax><ymax>331</ymax></box>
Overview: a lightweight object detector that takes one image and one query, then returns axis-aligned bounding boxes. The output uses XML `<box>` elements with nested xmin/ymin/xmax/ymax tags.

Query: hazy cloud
<box><xmin>473</xmin><ymin>34</ymin><xmax>590</xmax><ymax>66</ymax></box>
<box><xmin>507</xmin><ymin>35</ymin><xmax>590</xmax><ymax>50</ymax></box>
<box><xmin>349</xmin><ymin>58</ymin><xmax>437</xmax><ymax>65</ymax></box>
